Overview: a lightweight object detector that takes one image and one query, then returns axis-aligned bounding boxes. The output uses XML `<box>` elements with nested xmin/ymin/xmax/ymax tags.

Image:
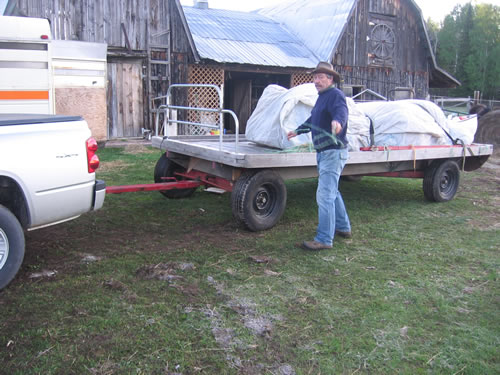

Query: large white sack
<box><xmin>357</xmin><ymin>100</ymin><xmax>452</xmax><ymax>146</ymax></box>
<box><xmin>245</xmin><ymin>84</ymin><xmax>317</xmax><ymax>149</ymax></box>
<box><xmin>345</xmin><ymin>97</ymin><xmax>371</xmax><ymax>150</ymax></box>
<box><xmin>447</xmin><ymin>115</ymin><xmax>478</xmax><ymax>144</ymax></box>
<box><xmin>245</xmin><ymin>83</ymin><xmax>371</xmax><ymax>150</ymax></box>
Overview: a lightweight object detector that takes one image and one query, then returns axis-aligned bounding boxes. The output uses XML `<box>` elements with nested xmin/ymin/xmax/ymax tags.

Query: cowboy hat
<box><xmin>311</xmin><ymin>61</ymin><xmax>340</xmax><ymax>83</ymax></box>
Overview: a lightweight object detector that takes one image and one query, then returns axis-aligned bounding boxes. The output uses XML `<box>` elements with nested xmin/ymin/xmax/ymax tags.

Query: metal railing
<box><xmin>432</xmin><ymin>96</ymin><xmax>500</xmax><ymax>115</ymax></box>
<box><xmin>153</xmin><ymin>84</ymin><xmax>240</xmax><ymax>153</ymax></box>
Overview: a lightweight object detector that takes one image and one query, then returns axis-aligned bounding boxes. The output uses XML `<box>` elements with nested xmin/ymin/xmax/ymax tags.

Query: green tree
<box><xmin>436</xmin><ymin>12</ymin><xmax>460</xmax><ymax>75</ymax></box>
<box><xmin>435</xmin><ymin>2</ymin><xmax>500</xmax><ymax>99</ymax></box>
<box><xmin>426</xmin><ymin>18</ymin><xmax>440</xmax><ymax>56</ymax></box>
<box><xmin>455</xmin><ymin>2</ymin><xmax>474</xmax><ymax>95</ymax></box>
<box><xmin>464</xmin><ymin>3</ymin><xmax>500</xmax><ymax>99</ymax></box>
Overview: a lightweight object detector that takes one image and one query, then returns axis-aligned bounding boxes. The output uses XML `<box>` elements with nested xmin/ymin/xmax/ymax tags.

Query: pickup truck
<box><xmin>0</xmin><ymin>114</ymin><xmax>106</xmax><ymax>289</ymax></box>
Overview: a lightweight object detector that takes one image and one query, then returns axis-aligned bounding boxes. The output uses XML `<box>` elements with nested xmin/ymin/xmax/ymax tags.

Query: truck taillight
<box><xmin>86</xmin><ymin>138</ymin><xmax>100</xmax><ymax>173</ymax></box>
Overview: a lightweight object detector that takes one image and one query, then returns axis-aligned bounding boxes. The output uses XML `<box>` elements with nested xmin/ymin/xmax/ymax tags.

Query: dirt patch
<box><xmin>88</xmin><ymin>359</ymin><xmax>120</xmax><ymax>375</ymax></box>
<box><xmin>462</xmin><ymin>152</ymin><xmax>500</xmax><ymax>230</ymax></box>
<box><xmin>136</xmin><ymin>262</ymin><xmax>195</xmax><ymax>281</ymax></box>
<box><xmin>102</xmin><ymin>279</ymin><xmax>138</xmax><ymax>303</ymax></box>
<box><xmin>19</xmin><ymin>221</ymin><xmax>255</xmax><ymax>286</ymax></box>
<box><xmin>249</xmin><ymin>255</ymin><xmax>277</xmax><ymax>264</ymax></box>
<box><xmin>202</xmin><ymin>275</ymin><xmax>295</xmax><ymax>374</ymax></box>
<box><xmin>123</xmin><ymin>144</ymin><xmax>156</xmax><ymax>155</ymax></box>
<box><xmin>97</xmin><ymin>159</ymin><xmax>131</xmax><ymax>173</ymax></box>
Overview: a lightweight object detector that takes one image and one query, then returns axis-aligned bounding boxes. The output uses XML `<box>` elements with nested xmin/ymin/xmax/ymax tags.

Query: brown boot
<box><xmin>302</xmin><ymin>240</ymin><xmax>332</xmax><ymax>250</ymax></box>
<box><xmin>335</xmin><ymin>230</ymin><xmax>352</xmax><ymax>239</ymax></box>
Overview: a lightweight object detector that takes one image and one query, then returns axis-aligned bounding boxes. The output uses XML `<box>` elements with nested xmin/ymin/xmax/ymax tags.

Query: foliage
<box><xmin>433</xmin><ymin>2</ymin><xmax>500</xmax><ymax>99</ymax></box>
<box><xmin>425</xmin><ymin>17</ymin><xmax>440</xmax><ymax>56</ymax></box>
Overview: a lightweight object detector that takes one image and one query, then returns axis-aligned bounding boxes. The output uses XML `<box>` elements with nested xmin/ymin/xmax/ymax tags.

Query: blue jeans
<box><xmin>314</xmin><ymin>148</ymin><xmax>351</xmax><ymax>245</ymax></box>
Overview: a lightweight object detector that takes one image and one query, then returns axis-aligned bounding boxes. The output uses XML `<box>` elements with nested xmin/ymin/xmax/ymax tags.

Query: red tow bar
<box><xmin>106</xmin><ymin>180</ymin><xmax>202</xmax><ymax>194</ymax></box>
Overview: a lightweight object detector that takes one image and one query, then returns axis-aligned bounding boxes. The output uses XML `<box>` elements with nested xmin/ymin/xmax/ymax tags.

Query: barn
<box><xmin>164</xmin><ymin>0</ymin><xmax>460</xmax><ymax>134</ymax></box>
<box><xmin>257</xmin><ymin>0</ymin><xmax>460</xmax><ymax>98</ymax></box>
<box><xmin>3</xmin><ymin>0</ymin><xmax>459</xmax><ymax>138</ymax></box>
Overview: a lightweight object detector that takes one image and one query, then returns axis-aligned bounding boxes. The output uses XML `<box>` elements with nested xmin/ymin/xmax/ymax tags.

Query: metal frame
<box><xmin>152</xmin><ymin>84</ymin><xmax>241</xmax><ymax>153</ymax></box>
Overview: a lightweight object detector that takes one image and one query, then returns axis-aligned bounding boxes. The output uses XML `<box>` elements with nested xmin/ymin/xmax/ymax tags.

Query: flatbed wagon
<box><xmin>106</xmin><ymin>84</ymin><xmax>494</xmax><ymax>231</ymax></box>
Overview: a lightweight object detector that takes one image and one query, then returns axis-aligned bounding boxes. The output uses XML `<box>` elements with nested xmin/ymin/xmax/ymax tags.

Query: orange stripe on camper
<box><xmin>0</xmin><ymin>91</ymin><xmax>50</xmax><ymax>100</ymax></box>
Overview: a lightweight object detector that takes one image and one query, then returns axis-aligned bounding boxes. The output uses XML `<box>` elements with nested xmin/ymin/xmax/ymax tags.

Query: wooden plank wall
<box><xmin>11</xmin><ymin>0</ymin><xmax>169</xmax><ymax>50</ymax></box>
<box><xmin>107</xmin><ymin>60</ymin><xmax>144</xmax><ymax>138</ymax></box>
<box><xmin>368</xmin><ymin>0</ymin><xmax>397</xmax><ymax>15</ymax></box>
<box><xmin>170</xmin><ymin>0</ymin><xmax>192</xmax><ymax>56</ymax></box>
<box><xmin>335</xmin><ymin>0</ymin><xmax>430</xmax><ymax>99</ymax></box>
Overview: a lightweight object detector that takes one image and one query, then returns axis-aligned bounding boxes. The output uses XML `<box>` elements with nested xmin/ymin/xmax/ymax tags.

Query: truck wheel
<box><xmin>154</xmin><ymin>154</ymin><xmax>197</xmax><ymax>199</ymax></box>
<box><xmin>423</xmin><ymin>160</ymin><xmax>460</xmax><ymax>202</ymax></box>
<box><xmin>0</xmin><ymin>205</ymin><xmax>25</xmax><ymax>290</ymax></box>
<box><xmin>231</xmin><ymin>170</ymin><xmax>287</xmax><ymax>231</ymax></box>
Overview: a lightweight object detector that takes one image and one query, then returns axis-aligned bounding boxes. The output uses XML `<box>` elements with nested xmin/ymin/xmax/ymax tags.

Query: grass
<box><xmin>0</xmin><ymin>145</ymin><xmax>498</xmax><ymax>374</ymax></box>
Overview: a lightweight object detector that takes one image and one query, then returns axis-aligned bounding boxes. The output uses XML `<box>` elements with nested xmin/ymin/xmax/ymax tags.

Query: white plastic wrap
<box><xmin>245</xmin><ymin>83</ymin><xmax>371</xmax><ymax>150</ymax></box>
<box><xmin>447</xmin><ymin>115</ymin><xmax>478</xmax><ymax>144</ymax></box>
<box><xmin>357</xmin><ymin>100</ymin><xmax>451</xmax><ymax>146</ymax></box>
<box><xmin>245</xmin><ymin>84</ymin><xmax>317</xmax><ymax>149</ymax></box>
<box><xmin>245</xmin><ymin>86</ymin><xmax>477</xmax><ymax>151</ymax></box>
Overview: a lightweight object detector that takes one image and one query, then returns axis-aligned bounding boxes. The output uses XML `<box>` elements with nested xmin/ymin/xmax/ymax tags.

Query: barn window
<box><xmin>368</xmin><ymin>20</ymin><xmax>395</xmax><ymax>67</ymax></box>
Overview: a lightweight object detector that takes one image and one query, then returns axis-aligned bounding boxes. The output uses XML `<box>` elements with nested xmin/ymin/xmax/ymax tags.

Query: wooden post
<box><xmin>474</xmin><ymin>91</ymin><xmax>481</xmax><ymax>105</ymax></box>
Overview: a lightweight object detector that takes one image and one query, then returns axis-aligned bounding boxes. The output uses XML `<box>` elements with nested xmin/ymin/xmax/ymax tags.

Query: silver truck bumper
<box><xmin>93</xmin><ymin>179</ymin><xmax>106</xmax><ymax>210</ymax></box>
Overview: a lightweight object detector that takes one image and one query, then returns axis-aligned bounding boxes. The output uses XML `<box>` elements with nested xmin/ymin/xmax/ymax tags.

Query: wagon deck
<box><xmin>151</xmin><ymin>134</ymin><xmax>493</xmax><ymax>177</ymax></box>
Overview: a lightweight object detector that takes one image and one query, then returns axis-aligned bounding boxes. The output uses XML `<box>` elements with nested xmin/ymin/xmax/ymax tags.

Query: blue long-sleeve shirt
<box><xmin>296</xmin><ymin>86</ymin><xmax>348</xmax><ymax>152</ymax></box>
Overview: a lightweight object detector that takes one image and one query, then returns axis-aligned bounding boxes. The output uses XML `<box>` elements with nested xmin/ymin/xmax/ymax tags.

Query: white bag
<box><xmin>447</xmin><ymin>115</ymin><xmax>478</xmax><ymax>144</ymax></box>
<box><xmin>245</xmin><ymin>84</ymin><xmax>317</xmax><ymax>149</ymax></box>
<box><xmin>357</xmin><ymin>100</ymin><xmax>452</xmax><ymax>146</ymax></box>
<box><xmin>245</xmin><ymin>84</ymin><xmax>371</xmax><ymax>150</ymax></box>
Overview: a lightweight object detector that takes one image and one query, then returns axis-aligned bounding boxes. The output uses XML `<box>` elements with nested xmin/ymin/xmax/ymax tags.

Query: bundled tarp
<box><xmin>357</xmin><ymin>100</ymin><xmax>477</xmax><ymax>146</ymax></box>
<box><xmin>245</xmin><ymin>84</ymin><xmax>477</xmax><ymax>150</ymax></box>
<box><xmin>245</xmin><ymin>84</ymin><xmax>317</xmax><ymax>150</ymax></box>
<box><xmin>245</xmin><ymin>83</ymin><xmax>371</xmax><ymax>150</ymax></box>
<box><xmin>357</xmin><ymin>100</ymin><xmax>451</xmax><ymax>147</ymax></box>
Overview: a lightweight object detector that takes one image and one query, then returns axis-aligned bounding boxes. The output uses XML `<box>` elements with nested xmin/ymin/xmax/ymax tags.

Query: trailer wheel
<box><xmin>423</xmin><ymin>160</ymin><xmax>460</xmax><ymax>202</ymax></box>
<box><xmin>154</xmin><ymin>154</ymin><xmax>197</xmax><ymax>199</ymax></box>
<box><xmin>231</xmin><ymin>170</ymin><xmax>287</xmax><ymax>231</ymax></box>
<box><xmin>0</xmin><ymin>205</ymin><xmax>25</xmax><ymax>290</ymax></box>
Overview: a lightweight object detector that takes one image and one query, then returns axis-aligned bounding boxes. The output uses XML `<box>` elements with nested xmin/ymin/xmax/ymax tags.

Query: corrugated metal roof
<box><xmin>182</xmin><ymin>6</ymin><xmax>319</xmax><ymax>68</ymax></box>
<box><xmin>258</xmin><ymin>0</ymin><xmax>357</xmax><ymax>62</ymax></box>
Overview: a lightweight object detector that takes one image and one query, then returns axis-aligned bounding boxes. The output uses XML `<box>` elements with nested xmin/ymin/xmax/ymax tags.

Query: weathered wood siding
<box><xmin>107</xmin><ymin>59</ymin><xmax>144</xmax><ymax>138</ymax></box>
<box><xmin>335</xmin><ymin>0</ymin><xmax>430</xmax><ymax>99</ymax></box>
<box><xmin>11</xmin><ymin>0</ymin><xmax>169</xmax><ymax>50</ymax></box>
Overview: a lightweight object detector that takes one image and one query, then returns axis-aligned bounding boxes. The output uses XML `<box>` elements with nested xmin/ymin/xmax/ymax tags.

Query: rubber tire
<box><xmin>0</xmin><ymin>205</ymin><xmax>25</xmax><ymax>290</ymax></box>
<box><xmin>154</xmin><ymin>154</ymin><xmax>197</xmax><ymax>199</ymax></box>
<box><xmin>423</xmin><ymin>160</ymin><xmax>460</xmax><ymax>202</ymax></box>
<box><xmin>231</xmin><ymin>170</ymin><xmax>287</xmax><ymax>231</ymax></box>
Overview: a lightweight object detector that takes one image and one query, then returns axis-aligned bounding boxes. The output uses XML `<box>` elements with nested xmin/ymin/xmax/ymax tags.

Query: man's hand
<box><xmin>332</xmin><ymin>120</ymin><xmax>342</xmax><ymax>134</ymax></box>
<box><xmin>287</xmin><ymin>130</ymin><xmax>297</xmax><ymax>140</ymax></box>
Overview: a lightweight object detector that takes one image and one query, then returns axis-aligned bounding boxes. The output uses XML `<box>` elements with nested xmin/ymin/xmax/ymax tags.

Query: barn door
<box><xmin>230</xmin><ymin>79</ymin><xmax>252</xmax><ymax>134</ymax></box>
<box><xmin>107</xmin><ymin>60</ymin><xmax>144</xmax><ymax>138</ymax></box>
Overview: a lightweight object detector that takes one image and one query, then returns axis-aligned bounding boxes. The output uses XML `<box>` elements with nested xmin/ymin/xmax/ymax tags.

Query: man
<box><xmin>287</xmin><ymin>61</ymin><xmax>351</xmax><ymax>250</ymax></box>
